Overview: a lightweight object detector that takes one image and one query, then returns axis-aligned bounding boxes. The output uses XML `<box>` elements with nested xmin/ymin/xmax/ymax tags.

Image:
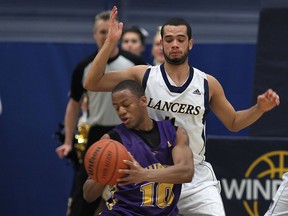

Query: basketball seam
<box><xmin>106</xmin><ymin>141</ymin><xmax>119</xmax><ymax>185</ymax></box>
<box><xmin>95</xmin><ymin>141</ymin><xmax>111</xmax><ymax>183</ymax></box>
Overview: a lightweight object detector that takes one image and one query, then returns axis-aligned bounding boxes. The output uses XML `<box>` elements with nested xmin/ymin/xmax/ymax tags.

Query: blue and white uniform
<box><xmin>143</xmin><ymin>64</ymin><xmax>225</xmax><ymax>216</ymax></box>
<box><xmin>265</xmin><ymin>172</ymin><xmax>288</xmax><ymax>216</ymax></box>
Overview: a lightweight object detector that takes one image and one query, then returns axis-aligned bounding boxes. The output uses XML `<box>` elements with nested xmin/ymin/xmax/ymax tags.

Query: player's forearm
<box><xmin>231</xmin><ymin>105</ymin><xmax>265</xmax><ymax>132</ymax></box>
<box><xmin>64</xmin><ymin>120</ymin><xmax>77</xmax><ymax>147</ymax></box>
<box><xmin>83</xmin><ymin>179</ymin><xmax>104</xmax><ymax>203</ymax></box>
<box><xmin>64</xmin><ymin>100</ymin><xmax>81</xmax><ymax>146</ymax></box>
<box><xmin>83</xmin><ymin>40</ymin><xmax>117</xmax><ymax>91</ymax></box>
<box><xmin>145</xmin><ymin>163</ymin><xmax>193</xmax><ymax>184</ymax></box>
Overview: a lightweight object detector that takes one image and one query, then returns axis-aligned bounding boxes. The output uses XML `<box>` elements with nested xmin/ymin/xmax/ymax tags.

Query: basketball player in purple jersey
<box><xmin>83</xmin><ymin>80</ymin><xmax>194</xmax><ymax>216</ymax></box>
<box><xmin>84</xmin><ymin>6</ymin><xmax>280</xmax><ymax>216</ymax></box>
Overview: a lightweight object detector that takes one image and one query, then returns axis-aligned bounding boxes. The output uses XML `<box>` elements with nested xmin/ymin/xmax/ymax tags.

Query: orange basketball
<box><xmin>84</xmin><ymin>139</ymin><xmax>130</xmax><ymax>186</ymax></box>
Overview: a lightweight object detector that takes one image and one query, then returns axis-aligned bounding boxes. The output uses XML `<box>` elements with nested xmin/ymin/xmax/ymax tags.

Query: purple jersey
<box><xmin>100</xmin><ymin>120</ymin><xmax>181</xmax><ymax>216</ymax></box>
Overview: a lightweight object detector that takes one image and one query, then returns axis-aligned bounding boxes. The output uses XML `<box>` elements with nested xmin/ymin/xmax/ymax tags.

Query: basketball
<box><xmin>84</xmin><ymin>139</ymin><xmax>130</xmax><ymax>186</ymax></box>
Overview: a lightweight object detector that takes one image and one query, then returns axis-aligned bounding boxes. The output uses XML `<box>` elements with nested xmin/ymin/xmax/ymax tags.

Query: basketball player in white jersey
<box><xmin>265</xmin><ymin>172</ymin><xmax>288</xmax><ymax>216</ymax></box>
<box><xmin>83</xmin><ymin>6</ymin><xmax>280</xmax><ymax>216</ymax></box>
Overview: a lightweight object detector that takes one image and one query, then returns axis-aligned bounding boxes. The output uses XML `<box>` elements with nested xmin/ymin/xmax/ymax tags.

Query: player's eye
<box><xmin>113</xmin><ymin>105</ymin><xmax>119</xmax><ymax>111</ymax></box>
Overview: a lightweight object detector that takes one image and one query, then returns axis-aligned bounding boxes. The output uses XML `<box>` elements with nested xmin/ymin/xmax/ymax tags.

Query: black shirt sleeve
<box><xmin>107</xmin><ymin>130</ymin><xmax>122</xmax><ymax>143</ymax></box>
<box><xmin>119</xmin><ymin>49</ymin><xmax>148</xmax><ymax>65</ymax></box>
<box><xmin>69</xmin><ymin>53</ymin><xmax>96</xmax><ymax>102</ymax></box>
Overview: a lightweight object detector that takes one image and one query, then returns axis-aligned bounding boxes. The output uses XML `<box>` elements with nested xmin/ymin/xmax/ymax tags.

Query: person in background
<box><xmin>121</xmin><ymin>25</ymin><xmax>148</xmax><ymax>58</ymax></box>
<box><xmin>151</xmin><ymin>26</ymin><xmax>165</xmax><ymax>65</ymax></box>
<box><xmin>83</xmin><ymin>6</ymin><xmax>280</xmax><ymax>216</ymax></box>
<box><xmin>66</xmin><ymin>94</ymin><xmax>89</xmax><ymax>216</ymax></box>
<box><xmin>77</xmin><ymin>94</ymin><xmax>88</xmax><ymax>126</ymax></box>
<box><xmin>83</xmin><ymin>80</ymin><xmax>194</xmax><ymax>216</ymax></box>
<box><xmin>55</xmin><ymin>10</ymin><xmax>146</xmax><ymax>216</ymax></box>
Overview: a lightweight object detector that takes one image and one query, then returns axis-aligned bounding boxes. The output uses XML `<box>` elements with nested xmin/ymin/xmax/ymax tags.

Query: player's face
<box><xmin>162</xmin><ymin>25</ymin><xmax>193</xmax><ymax>65</ymax></box>
<box><xmin>112</xmin><ymin>89</ymin><xmax>146</xmax><ymax>129</ymax></box>
<box><xmin>93</xmin><ymin>20</ymin><xmax>110</xmax><ymax>50</ymax></box>
<box><xmin>121</xmin><ymin>32</ymin><xmax>144</xmax><ymax>56</ymax></box>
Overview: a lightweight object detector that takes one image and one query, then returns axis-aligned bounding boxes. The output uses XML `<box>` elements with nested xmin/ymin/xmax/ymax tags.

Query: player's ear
<box><xmin>189</xmin><ymin>38</ymin><xmax>194</xmax><ymax>50</ymax></box>
<box><xmin>140</xmin><ymin>95</ymin><xmax>147</xmax><ymax>105</ymax></box>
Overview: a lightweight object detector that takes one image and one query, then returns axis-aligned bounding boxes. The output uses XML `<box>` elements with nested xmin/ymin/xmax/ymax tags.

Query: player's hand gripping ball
<box><xmin>84</xmin><ymin>139</ymin><xmax>130</xmax><ymax>185</ymax></box>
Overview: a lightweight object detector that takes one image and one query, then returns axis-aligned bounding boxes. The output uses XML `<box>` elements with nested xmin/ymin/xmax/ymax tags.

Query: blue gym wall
<box><xmin>0</xmin><ymin>41</ymin><xmax>256</xmax><ymax>215</ymax></box>
<box><xmin>0</xmin><ymin>0</ymin><xmax>261</xmax><ymax>215</ymax></box>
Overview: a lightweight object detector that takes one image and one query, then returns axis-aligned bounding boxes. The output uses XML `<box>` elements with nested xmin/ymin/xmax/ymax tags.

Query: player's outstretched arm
<box><xmin>83</xmin><ymin>6</ymin><xmax>123</xmax><ymax>91</ymax></box>
<box><xmin>83</xmin><ymin>6</ymin><xmax>147</xmax><ymax>92</ymax></box>
<box><xmin>208</xmin><ymin>75</ymin><xmax>280</xmax><ymax>132</ymax></box>
<box><xmin>256</xmin><ymin>88</ymin><xmax>280</xmax><ymax>111</ymax></box>
<box><xmin>117</xmin><ymin>127</ymin><xmax>194</xmax><ymax>185</ymax></box>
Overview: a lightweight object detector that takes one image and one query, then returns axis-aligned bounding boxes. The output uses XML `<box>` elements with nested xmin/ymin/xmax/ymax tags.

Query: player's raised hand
<box><xmin>107</xmin><ymin>6</ymin><xmax>123</xmax><ymax>44</ymax></box>
<box><xmin>257</xmin><ymin>88</ymin><xmax>280</xmax><ymax>112</ymax></box>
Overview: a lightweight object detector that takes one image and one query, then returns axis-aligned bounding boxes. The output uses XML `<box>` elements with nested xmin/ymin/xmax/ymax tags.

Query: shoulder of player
<box><xmin>206</xmin><ymin>74</ymin><xmax>221</xmax><ymax>88</ymax></box>
<box><xmin>206</xmin><ymin>73</ymin><xmax>224</xmax><ymax>102</ymax></box>
<box><xmin>192</xmin><ymin>66</ymin><xmax>209</xmax><ymax>77</ymax></box>
<box><xmin>124</xmin><ymin>65</ymin><xmax>149</xmax><ymax>82</ymax></box>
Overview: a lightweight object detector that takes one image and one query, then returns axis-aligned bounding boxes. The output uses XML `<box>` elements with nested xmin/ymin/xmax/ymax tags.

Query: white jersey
<box><xmin>265</xmin><ymin>172</ymin><xmax>288</xmax><ymax>216</ymax></box>
<box><xmin>143</xmin><ymin>64</ymin><xmax>209</xmax><ymax>164</ymax></box>
<box><xmin>143</xmin><ymin>64</ymin><xmax>226</xmax><ymax>215</ymax></box>
<box><xmin>83</xmin><ymin>55</ymin><xmax>139</xmax><ymax>126</ymax></box>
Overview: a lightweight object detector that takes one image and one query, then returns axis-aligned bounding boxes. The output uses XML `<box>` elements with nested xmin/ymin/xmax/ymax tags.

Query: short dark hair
<box><xmin>112</xmin><ymin>80</ymin><xmax>145</xmax><ymax>98</ymax></box>
<box><xmin>121</xmin><ymin>26</ymin><xmax>147</xmax><ymax>46</ymax></box>
<box><xmin>93</xmin><ymin>10</ymin><xmax>113</xmax><ymax>32</ymax></box>
<box><xmin>160</xmin><ymin>17</ymin><xmax>192</xmax><ymax>40</ymax></box>
<box><xmin>95</xmin><ymin>10</ymin><xmax>111</xmax><ymax>23</ymax></box>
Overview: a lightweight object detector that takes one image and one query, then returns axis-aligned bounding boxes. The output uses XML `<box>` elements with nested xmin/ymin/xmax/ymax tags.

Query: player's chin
<box><xmin>125</xmin><ymin>124</ymin><xmax>134</xmax><ymax>130</ymax></box>
<box><xmin>122</xmin><ymin>120</ymin><xmax>133</xmax><ymax>128</ymax></box>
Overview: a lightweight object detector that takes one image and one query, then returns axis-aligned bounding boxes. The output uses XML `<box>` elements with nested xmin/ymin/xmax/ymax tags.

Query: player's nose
<box><xmin>118</xmin><ymin>106</ymin><xmax>127</xmax><ymax>115</ymax></box>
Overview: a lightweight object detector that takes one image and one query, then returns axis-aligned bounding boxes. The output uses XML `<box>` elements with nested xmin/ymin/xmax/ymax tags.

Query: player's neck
<box><xmin>164</xmin><ymin>62</ymin><xmax>190</xmax><ymax>86</ymax></box>
<box><xmin>136</xmin><ymin>118</ymin><xmax>154</xmax><ymax>132</ymax></box>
